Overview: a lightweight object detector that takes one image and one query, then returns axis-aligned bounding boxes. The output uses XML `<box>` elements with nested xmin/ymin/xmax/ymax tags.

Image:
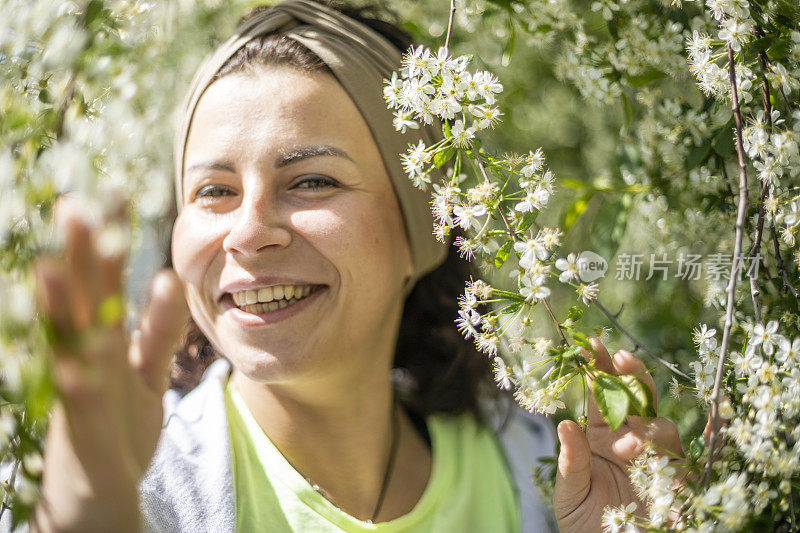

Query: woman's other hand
<box><xmin>553</xmin><ymin>337</ymin><xmax>683</xmax><ymax>533</ymax></box>
<box><xmin>30</xmin><ymin>196</ymin><xmax>189</xmax><ymax>533</ymax></box>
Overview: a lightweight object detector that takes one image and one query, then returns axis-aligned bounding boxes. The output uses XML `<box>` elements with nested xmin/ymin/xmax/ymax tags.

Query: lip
<box><xmin>220</xmin><ymin>285</ymin><xmax>327</xmax><ymax>326</ymax></box>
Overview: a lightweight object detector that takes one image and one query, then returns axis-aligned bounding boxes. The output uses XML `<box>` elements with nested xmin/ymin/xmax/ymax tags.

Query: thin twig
<box><xmin>542</xmin><ymin>298</ymin><xmax>568</xmax><ymax>345</ymax></box>
<box><xmin>472</xmin><ymin>139</ymin><xmax>691</xmax><ymax>377</ymax></box>
<box><xmin>704</xmin><ymin>43</ymin><xmax>751</xmax><ymax>487</ymax></box>
<box><xmin>592</xmin><ymin>300</ymin><xmax>691</xmax><ymax>381</ymax></box>
<box><xmin>54</xmin><ymin>72</ymin><xmax>77</xmax><ymax>141</ymax></box>
<box><xmin>780</xmin><ymin>86</ymin><xmax>799</xmax><ymax>114</ymax></box>
<box><xmin>0</xmin><ymin>457</ymin><xmax>20</xmax><ymax>523</ymax></box>
<box><xmin>470</xmin><ymin>141</ymin><xmax>570</xmax><ymax>342</ymax></box>
<box><xmin>443</xmin><ymin>0</ymin><xmax>456</xmax><ymax>56</ymax></box>
<box><xmin>747</xmin><ymin>43</ymin><xmax>773</xmax><ymax>324</ymax></box>
<box><xmin>771</xmin><ymin>223</ymin><xmax>800</xmax><ymax>302</ymax></box>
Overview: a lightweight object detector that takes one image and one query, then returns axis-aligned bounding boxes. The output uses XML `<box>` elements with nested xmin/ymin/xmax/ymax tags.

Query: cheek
<box><xmin>172</xmin><ymin>211</ymin><xmax>226</xmax><ymax>290</ymax></box>
<box><xmin>289</xmin><ymin>193</ymin><xmax>410</xmax><ymax>285</ymax></box>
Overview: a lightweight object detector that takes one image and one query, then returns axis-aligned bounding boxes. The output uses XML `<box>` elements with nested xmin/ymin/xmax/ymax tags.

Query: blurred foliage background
<box><xmin>5</xmin><ymin>0</ymin><xmax>800</xmax><ymax>526</ymax></box>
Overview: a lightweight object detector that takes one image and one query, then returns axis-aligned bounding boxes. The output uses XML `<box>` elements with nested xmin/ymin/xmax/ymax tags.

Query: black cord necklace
<box><xmin>368</xmin><ymin>395</ymin><xmax>400</xmax><ymax>523</ymax></box>
<box><xmin>300</xmin><ymin>395</ymin><xmax>401</xmax><ymax>524</ymax></box>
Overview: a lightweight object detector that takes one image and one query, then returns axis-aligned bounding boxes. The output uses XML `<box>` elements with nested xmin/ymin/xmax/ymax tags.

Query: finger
<box><xmin>93</xmin><ymin>202</ymin><xmax>130</xmax><ymax>340</ymax></box>
<box><xmin>614</xmin><ymin>417</ymin><xmax>684</xmax><ymax>461</ymax></box>
<box><xmin>554</xmin><ymin>420</ymin><xmax>592</xmax><ymax>517</ymax></box>
<box><xmin>56</xmin><ymin>197</ymin><xmax>101</xmax><ymax>331</ymax></box>
<box><xmin>130</xmin><ymin>270</ymin><xmax>190</xmax><ymax>395</ymax></box>
<box><xmin>582</xmin><ymin>336</ymin><xmax>613</xmax><ymax>373</ymax></box>
<box><xmin>611</xmin><ymin>350</ymin><xmax>657</xmax><ymax>412</ymax></box>
<box><xmin>34</xmin><ymin>257</ymin><xmax>78</xmax><ymax>352</ymax></box>
<box><xmin>95</xmin><ymin>198</ymin><xmax>129</xmax><ymax>300</ymax></box>
<box><xmin>583</xmin><ymin>337</ymin><xmax>614</xmax><ymax>426</ymax></box>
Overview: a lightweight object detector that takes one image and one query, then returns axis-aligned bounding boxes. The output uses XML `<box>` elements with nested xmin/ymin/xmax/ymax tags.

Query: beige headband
<box><xmin>174</xmin><ymin>0</ymin><xmax>449</xmax><ymax>291</ymax></box>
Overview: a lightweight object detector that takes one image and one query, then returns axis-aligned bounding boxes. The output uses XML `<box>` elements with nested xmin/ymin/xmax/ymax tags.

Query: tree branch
<box><xmin>746</xmin><ymin>43</ymin><xmax>773</xmax><ymax>324</ymax></box>
<box><xmin>704</xmin><ymin>43</ymin><xmax>751</xmax><ymax>486</ymax></box>
<box><xmin>592</xmin><ymin>299</ymin><xmax>691</xmax><ymax>381</ymax></box>
<box><xmin>771</xmin><ymin>223</ymin><xmax>800</xmax><ymax>303</ymax></box>
<box><xmin>443</xmin><ymin>0</ymin><xmax>456</xmax><ymax>56</ymax></box>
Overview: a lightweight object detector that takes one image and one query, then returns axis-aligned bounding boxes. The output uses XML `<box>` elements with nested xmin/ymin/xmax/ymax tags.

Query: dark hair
<box><xmin>169</xmin><ymin>1</ymin><xmax>498</xmax><ymax>420</ymax></box>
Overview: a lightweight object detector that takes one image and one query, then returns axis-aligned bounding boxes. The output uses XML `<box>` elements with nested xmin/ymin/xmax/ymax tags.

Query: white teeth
<box><xmin>258</xmin><ymin>287</ymin><xmax>274</xmax><ymax>303</ymax></box>
<box><xmin>238</xmin><ymin>294</ymin><xmax>314</xmax><ymax>315</ymax></box>
<box><xmin>232</xmin><ymin>284</ymin><xmax>317</xmax><ymax>312</ymax></box>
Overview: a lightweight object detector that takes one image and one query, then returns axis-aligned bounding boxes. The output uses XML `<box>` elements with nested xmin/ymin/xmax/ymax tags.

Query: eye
<box><xmin>294</xmin><ymin>175</ymin><xmax>338</xmax><ymax>190</ymax></box>
<box><xmin>193</xmin><ymin>184</ymin><xmax>235</xmax><ymax>200</ymax></box>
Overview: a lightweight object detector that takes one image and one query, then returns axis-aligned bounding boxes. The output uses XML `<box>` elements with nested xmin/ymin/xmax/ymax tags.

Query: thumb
<box><xmin>129</xmin><ymin>269</ymin><xmax>190</xmax><ymax>395</ymax></box>
<box><xmin>554</xmin><ymin>420</ymin><xmax>592</xmax><ymax>516</ymax></box>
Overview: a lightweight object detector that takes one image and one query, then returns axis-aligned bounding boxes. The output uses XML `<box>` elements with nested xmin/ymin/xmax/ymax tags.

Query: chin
<box><xmin>226</xmin><ymin>346</ymin><xmax>315</xmax><ymax>384</ymax></box>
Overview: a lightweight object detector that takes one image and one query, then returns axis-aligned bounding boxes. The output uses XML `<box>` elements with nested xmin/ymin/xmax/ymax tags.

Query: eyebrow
<box><xmin>185</xmin><ymin>145</ymin><xmax>353</xmax><ymax>177</ymax></box>
<box><xmin>186</xmin><ymin>160</ymin><xmax>236</xmax><ymax>176</ymax></box>
<box><xmin>275</xmin><ymin>145</ymin><xmax>353</xmax><ymax>168</ymax></box>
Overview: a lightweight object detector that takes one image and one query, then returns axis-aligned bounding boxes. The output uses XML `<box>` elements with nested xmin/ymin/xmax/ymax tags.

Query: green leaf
<box><xmin>433</xmin><ymin>146</ymin><xmax>455</xmax><ymax>168</ymax></box>
<box><xmin>712</xmin><ymin>121</ymin><xmax>735</xmax><ymax>158</ymax></box>
<box><xmin>561</xmin><ymin>345</ymin><xmax>582</xmax><ymax>361</ymax></box>
<box><xmin>560</xmin><ymin>178</ymin><xmax>589</xmax><ymax>189</ymax></box>
<box><xmin>626</xmin><ymin>69</ymin><xmax>667</xmax><ymax>88</ymax></box>
<box><xmin>621</xmin><ymin>92</ymin><xmax>634</xmax><ymax>126</ymax></box>
<box><xmin>607</xmin><ymin>18</ymin><xmax>619</xmax><ymax>40</ymax></box>
<box><xmin>501</xmin><ymin>22</ymin><xmax>516</xmax><ymax>67</ymax></box>
<box><xmin>569</xmin><ymin>330</ymin><xmax>593</xmax><ymax>350</ymax></box>
<box><xmin>689</xmin><ymin>436</ymin><xmax>705</xmax><ymax>461</ymax></box>
<box><xmin>686</xmin><ymin>142</ymin><xmax>711</xmax><ymax>171</ymax></box>
<box><xmin>567</xmin><ymin>305</ymin><xmax>584</xmax><ymax>322</ymax></box>
<box><xmin>750</xmin><ymin>35</ymin><xmax>771</xmax><ymax>53</ymax></box>
<box><xmin>560</xmin><ymin>191</ymin><xmax>594</xmax><ymax>233</ymax></box>
<box><xmin>494</xmin><ymin>240</ymin><xmax>513</xmax><ymax>269</ymax></box>
<box><xmin>592</xmin><ymin>372</ymin><xmax>629</xmax><ymax>431</ymax></box>
<box><xmin>442</xmin><ymin>121</ymin><xmax>452</xmax><ymax>138</ymax></box>
<box><xmin>83</xmin><ymin>0</ymin><xmax>105</xmax><ymax>27</ymax></box>
<box><xmin>767</xmin><ymin>37</ymin><xmax>793</xmax><ymax>60</ymax></box>
<box><xmin>516</xmin><ymin>211</ymin><xmax>539</xmax><ymax>233</ymax></box>
<box><xmin>620</xmin><ymin>375</ymin><xmax>656</xmax><ymax>418</ymax></box>
<box><xmin>590</xmin><ymin>195</ymin><xmax>629</xmax><ymax>260</ymax></box>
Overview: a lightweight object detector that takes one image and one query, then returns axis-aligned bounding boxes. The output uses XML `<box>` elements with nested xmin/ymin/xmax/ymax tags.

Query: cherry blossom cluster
<box><xmin>386</xmin><ymin>47</ymin><xmax>612</xmax><ymax>418</ymax></box>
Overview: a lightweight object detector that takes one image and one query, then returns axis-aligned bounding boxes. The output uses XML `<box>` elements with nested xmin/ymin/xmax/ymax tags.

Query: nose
<box><xmin>222</xmin><ymin>188</ymin><xmax>292</xmax><ymax>257</ymax></box>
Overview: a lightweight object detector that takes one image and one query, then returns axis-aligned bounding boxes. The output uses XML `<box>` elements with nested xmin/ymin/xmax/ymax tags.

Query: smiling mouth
<box><xmin>228</xmin><ymin>284</ymin><xmax>323</xmax><ymax>314</ymax></box>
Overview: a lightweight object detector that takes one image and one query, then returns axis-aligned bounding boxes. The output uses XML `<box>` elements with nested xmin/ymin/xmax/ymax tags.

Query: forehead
<box><xmin>184</xmin><ymin>66</ymin><xmax>375</xmax><ymax>164</ymax></box>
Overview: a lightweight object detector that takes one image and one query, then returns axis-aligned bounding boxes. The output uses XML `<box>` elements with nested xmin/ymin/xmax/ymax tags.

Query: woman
<box><xmin>28</xmin><ymin>1</ymin><xmax>683</xmax><ymax>532</ymax></box>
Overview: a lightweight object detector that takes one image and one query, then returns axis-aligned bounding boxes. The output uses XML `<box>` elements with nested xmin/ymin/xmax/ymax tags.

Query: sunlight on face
<box><xmin>172</xmin><ymin>66</ymin><xmax>413</xmax><ymax>384</ymax></box>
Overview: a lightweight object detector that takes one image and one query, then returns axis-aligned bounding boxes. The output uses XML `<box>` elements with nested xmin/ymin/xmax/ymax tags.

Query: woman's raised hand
<box><xmin>553</xmin><ymin>337</ymin><xmax>683</xmax><ymax>533</ymax></box>
<box><xmin>31</xmin><ymin>196</ymin><xmax>189</xmax><ymax>533</ymax></box>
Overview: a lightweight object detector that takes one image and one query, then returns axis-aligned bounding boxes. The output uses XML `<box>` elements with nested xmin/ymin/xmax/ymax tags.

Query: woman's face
<box><xmin>173</xmin><ymin>66</ymin><xmax>413</xmax><ymax>384</ymax></box>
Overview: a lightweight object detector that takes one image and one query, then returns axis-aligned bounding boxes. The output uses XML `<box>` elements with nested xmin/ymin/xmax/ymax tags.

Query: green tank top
<box><xmin>224</xmin><ymin>378</ymin><xmax>520</xmax><ymax>532</ymax></box>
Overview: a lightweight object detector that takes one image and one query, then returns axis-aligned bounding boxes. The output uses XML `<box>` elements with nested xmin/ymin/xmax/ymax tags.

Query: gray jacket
<box><xmin>2</xmin><ymin>359</ymin><xmax>557</xmax><ymax>532</ymax></box>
